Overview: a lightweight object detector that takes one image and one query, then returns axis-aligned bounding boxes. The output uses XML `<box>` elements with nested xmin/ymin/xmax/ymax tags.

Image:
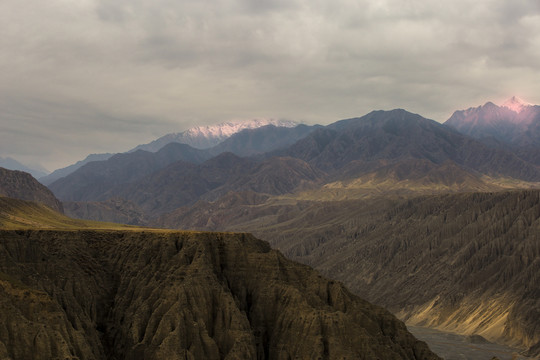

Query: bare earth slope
<box><xmin>158</xmin><ymin>190</ymin><xmax>540</xmax><ymax>357</ymax></box>
<box><xmin>0</xmin><ymin>229</ymin><xmax>439</xmax><ymax>360</ymax></box>
<box><xmin>0</xmin><ymin>198</ymin><xmax>439</xmax><ymax>359</ymax></box>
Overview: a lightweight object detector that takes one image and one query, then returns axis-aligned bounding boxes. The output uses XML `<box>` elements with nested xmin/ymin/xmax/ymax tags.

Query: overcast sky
<box><xmin>1</xmin><ymin>0</ymin><xmax>540</xmax><ymax>171</ymax></box>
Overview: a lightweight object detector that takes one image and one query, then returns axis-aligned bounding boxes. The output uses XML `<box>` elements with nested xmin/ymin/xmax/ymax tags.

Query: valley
<box><xmin>163</xmin><ymin>190</ymin><xmax>540</xmax><ymax>356</ymax></box>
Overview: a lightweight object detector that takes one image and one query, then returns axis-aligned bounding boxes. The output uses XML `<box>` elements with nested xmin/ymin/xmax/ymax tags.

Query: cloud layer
<box><xmin>1</xmin><ymin>0</ymin><xmax>540</xmax><ymax>170</ymax></box>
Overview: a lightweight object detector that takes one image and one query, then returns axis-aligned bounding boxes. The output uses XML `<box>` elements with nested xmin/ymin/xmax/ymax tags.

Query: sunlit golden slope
<box><xmin>0</xmin><ymin>196</ymin><xmax>136</xmax><ymax>230</ymax></box>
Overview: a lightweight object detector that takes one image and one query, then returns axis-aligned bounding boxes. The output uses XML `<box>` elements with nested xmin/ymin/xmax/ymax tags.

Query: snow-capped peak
<box><xmin>501</xmin><ymin>96</ymin><xmax>531</xmax><ymax>113</ymax></box>
<box><xmin>183</xmin><ymin>118</ymin><xmax>298</xmax><ymax>139</ymax></box>
<box><xmin>131</xmin><ymin>118</ymin><xmax>299</xmax><ymax>152</ymax></box>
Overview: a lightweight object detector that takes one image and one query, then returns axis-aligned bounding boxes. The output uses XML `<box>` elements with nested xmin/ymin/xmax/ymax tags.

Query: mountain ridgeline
<box><xmin>130</xmin><ymin>119</ymin><xmax>300</xmax><ymax>152</ymax></box>
<box><xmin>445</xmin><ymin>96</ymin><xmax>540</xmax><ymax>147</ymax></box>
<box><xmin>49</xmin><ymin>109</ymin><xmax>540</xmax><ymax>222</ymax></box>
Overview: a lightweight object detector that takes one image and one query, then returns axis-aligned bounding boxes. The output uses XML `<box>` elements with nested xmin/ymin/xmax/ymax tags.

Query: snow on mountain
<box><xmin>131</xmin><ymin>118</ymin><xmax>299</xmax><ymax>152</ymax></box>
<box><xmin>444</xmin><ymin>97</ymin><xmax>540</xmax><ymax>146</ymax></box>
<box><xmin>500</xmin><ymin>96</ymin><xmax>531</xmax><ymax>114</ymax></box>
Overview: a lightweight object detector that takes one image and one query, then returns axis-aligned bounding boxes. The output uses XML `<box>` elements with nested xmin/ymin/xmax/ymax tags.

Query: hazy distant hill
<box><xmin>209</xmin><ymin>123</ymin><xmax>320</xmax><ymax>157</ymax></box>
<box><xmin>0</xmin><ymin>156</ymin><xmax>48</xmax><ymax>179</ymax></box>
<box><xmin>0</xmin><ymin>167</ymin><xmax>63</xmax><ymax>212</ymax></box>
<box><xmin>279</xmin><ymin>109</ymin><xmax>540</xmax><ymax>182</ymax></box>
<box><xmin>41</xmin><ymin>120</ymin><xmax>304</xmax><ymax>186</ymax></box>
<box><xmin>445</xmin><ymin>96</ymin><xmax>540</xmax><ymax>147</ymax></box>
<box><xmin>49</xmin><ymin>143</ymin><xmax>211</xmax><ymax>202</ymax></box>
<box><xmin>131</xmin><ymin>118</ymin><xmax>299</xmax><ymax>152</ymax></box>
<box><xmin>111</xmin><ymin>153</ymin><xmax>323</xmax><ymax>216</ymax></box>
<box><xmin>39</xmin><ymin>153</ymin><xmax>113</xmax><ymax>185</ymax></box>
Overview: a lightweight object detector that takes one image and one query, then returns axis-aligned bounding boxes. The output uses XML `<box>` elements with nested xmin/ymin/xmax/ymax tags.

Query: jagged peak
<box><xmin>500</xmin><ymin>96</ymin><xmax>531</xmax><ymax>113</ymax></box>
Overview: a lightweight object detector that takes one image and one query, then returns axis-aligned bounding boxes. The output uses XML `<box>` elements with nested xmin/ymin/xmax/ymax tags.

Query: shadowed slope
<box><xmin>157</xmin><ymin>190</ymin><xmax>540</xmax><ymax>357</ymax></box>
<box><xmin>0</xmin><ymin>230</ymin><xmax>440</xmax><ymax>360</ymax></box>
<box><xmin>0</xmin><ymin>167</ymin><xmax>63</xmax><ymax>213</ymax></box>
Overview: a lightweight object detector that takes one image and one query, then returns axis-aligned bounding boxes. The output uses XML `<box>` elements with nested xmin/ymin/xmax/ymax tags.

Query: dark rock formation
<box><xmin>0</xmin><ymin>229</ymin><xmax>440</xmax><ymax>360</ymax></box>
<box><xmin>0</xmin><ymin>167</ymin><xmax>63</xmax><ymax>213</ymax></box>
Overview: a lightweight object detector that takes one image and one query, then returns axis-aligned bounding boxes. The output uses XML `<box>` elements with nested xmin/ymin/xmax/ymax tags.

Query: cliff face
<box><xmin>0</xmin><ymin>230</ymin><xmax>439</xmax><ymax>360</ymax></box>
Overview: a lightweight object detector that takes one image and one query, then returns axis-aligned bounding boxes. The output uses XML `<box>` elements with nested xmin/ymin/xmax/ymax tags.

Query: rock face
<box><xmin>0</xmin><ymin>167</ymin><xmax>63</xmax><ymax>213</ymax></box>
<box><xmin>0</xmin><ymin>229</ymin><xmax>440</xmax><ymax>360</ymax></box>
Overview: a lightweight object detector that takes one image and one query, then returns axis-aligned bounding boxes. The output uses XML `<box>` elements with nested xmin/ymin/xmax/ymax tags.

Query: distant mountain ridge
<box><xmin>445</xmin><ymin>96</ymin><xmax>540</xmax><ymax>146</ymax></box>
<box><xmin>48</xmin><ymin>143</ymin><xmax>212</xmax><ymax>202</ymax></box>
<box><xmin>0</xmin><ymin>156</ymin><xmax>49</xmax><ymax>179</ymax></box>
<box><xmin>209</xmin><ymin>123</ymin><xmax>320</xmax><ymax>157</ymax></box>
<box><xmin>49</xmin><ymin>109</ymin><xmax>540</xmax><ymax>223</ymax></box>
<box><xmin>42</xmin><ymin>119</ymin><xmax>302</xmax><ymax>185</ymax></box>
<box><xmin>278</xmin><ymin>109</ymin><xmax>540</xmax><ymax>182</ymax></box>
<box><xmin>39</xmin><ymin>153</ymin><xmax>113</xmax><ymax>186</ymax></box>
<box><xmin>131</xmin><ymin>118</ymin><xmax>299</xmax><ymax>152</ymax></box>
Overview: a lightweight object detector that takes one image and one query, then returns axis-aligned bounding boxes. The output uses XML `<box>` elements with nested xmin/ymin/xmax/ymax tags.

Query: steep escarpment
<box><xmin>0</xmin><ymin>230</ymin><xmax>439</xmax><ymax>360</ymax></box>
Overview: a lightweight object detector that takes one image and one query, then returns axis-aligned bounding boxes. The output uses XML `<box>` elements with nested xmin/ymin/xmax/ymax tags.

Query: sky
<box><xmin>1</xmin><ymin>0</ymin><xmax>540</xmax><ymax>171</ymax></box>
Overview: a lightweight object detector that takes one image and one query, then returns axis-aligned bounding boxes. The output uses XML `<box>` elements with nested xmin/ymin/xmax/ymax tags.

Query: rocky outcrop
<box><xmin>0</xmin><ymin>229</ymin><xmax>440</xmax><ymax>359</ymax></box>
<box><xmin>0</xmin><ymin>167</ymin><xmax>63</xmax><ymax>213</ymax></box>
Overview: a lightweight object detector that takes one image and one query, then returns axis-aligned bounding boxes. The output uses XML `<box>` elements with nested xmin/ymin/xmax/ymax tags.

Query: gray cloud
<box><xmin>1</xmin><ymin>0</ymin><xmax>540</xmax><ymax>171</ymax></box>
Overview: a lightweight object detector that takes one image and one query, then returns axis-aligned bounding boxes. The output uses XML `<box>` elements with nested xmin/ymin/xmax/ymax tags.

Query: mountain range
<box><xmin>130</xmin><ymin>118</ymin><xmax>299</xmax><ymax>152</ymax></box>
<box><xmin>0</xmin><ymin>156</ymin><xmax>49</xmax><ymax>179</ymax></box>
<box><xmin>39</xmin><ymin>153</ymin><xmax>114</xmax><ymax>186</ymax></box>
<box><xmin>49</xmin><ymin>108</ymin><xmax>540</xmax><ymax>223</ymax></box>
<box><xmin>445</xmin><ymin>96</ymin><xmax>540</xmax><ymax>147</ymax></box>
<box><xmin>37</xmin><ymin>120</ymin><xmax>308</xmax><ymax>186</ymax></box>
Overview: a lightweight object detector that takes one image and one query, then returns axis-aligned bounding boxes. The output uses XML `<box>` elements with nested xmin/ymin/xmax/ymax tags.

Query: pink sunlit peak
<box><xmin>500</xmin><ymin>96</ymin><xmax>531</xmax><ymax>113</ymax></box>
